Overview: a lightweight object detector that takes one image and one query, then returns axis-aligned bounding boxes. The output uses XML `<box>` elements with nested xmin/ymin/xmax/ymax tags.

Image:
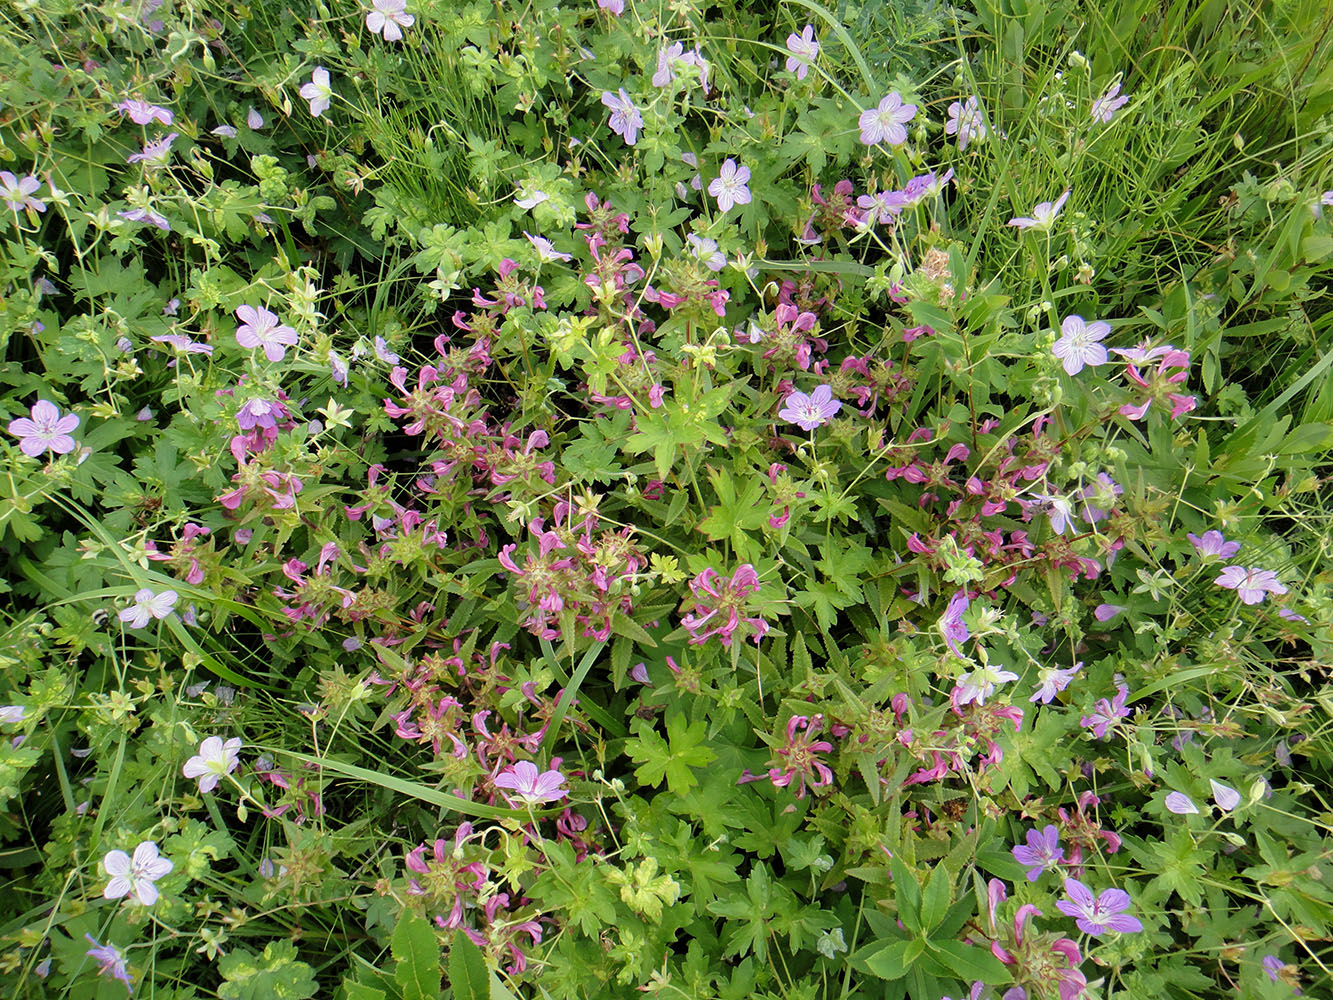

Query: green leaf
<box><xmin>928</xmin><ymin>939</ymin><xmax>1011</xmax><ymax>985</ymax></box>
<box><xmin>392</xmin><ymin>911</ymin><xmax>442</xmax><ymax>1000</ymax></box>
<box><xmin>860</xmin><ymin>938</ymin><xmax>916</xmax><ymax>980</ymax></box>
<box><xmin>626</xmin><ymin>715</ymin><xmax>717</xmax><ymax>794</ymax></box>
<box><xmin>921</xmin><ymin>862</ymin><xmax>952</xmax><ymax>931</ymax></box>
<box><xmin>343</xmin><ymin>984</ymin><xmax>387</xmax><ymax>1000</ymax></box>
<box><xmin>447</xmin><ymin>930</ymin><xmax>488</xmax><ymax>1000</ymax></box>
<box><xmin>890</xmin><ymin>855</ymin><xmax>923</xmax><ymax>934</ymax></box>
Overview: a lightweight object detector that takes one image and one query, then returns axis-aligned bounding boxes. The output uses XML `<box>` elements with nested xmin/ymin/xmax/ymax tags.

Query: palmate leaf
<box><xmin>626</xmin><ymin>714</ymin><xmax>717</xmax><ymax>794</ymax></box>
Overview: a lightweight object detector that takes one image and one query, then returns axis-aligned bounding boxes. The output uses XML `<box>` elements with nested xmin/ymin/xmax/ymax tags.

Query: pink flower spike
<box><xmin>8</xmin><ymin>399</ymin><xmax>79</xmax><ymax>457</ymax></box>
<box><xmin>493</xmin><ymin>760</ymin><xmax>568</xmax><ymax>805</ymax></box>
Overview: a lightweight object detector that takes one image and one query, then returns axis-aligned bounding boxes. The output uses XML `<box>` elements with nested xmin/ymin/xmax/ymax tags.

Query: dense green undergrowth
<box><xmin>2</xmin><ymin>0</ymin><xmax>1333</xmax><ymax>998</ymax></box>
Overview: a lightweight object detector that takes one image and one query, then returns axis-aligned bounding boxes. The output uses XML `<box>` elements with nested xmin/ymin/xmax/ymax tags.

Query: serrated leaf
<box><xmin>392</xmin><ymin>911</ymin><xmax>441</xmax><ymax>1000</ymax></box>
<box><xmin>448</xmin><ymin>930</ymin><xmax>488</xmax><ymax>1000</ymax></box>
<box><xmin>921</xmin><ymin>862</ymin><xmax>951</xmax><ymax>931</ymax></box>
<box><xmin>928</xmin><ymin>939</ymin><xmax>1010</xmax><ymax>985</ymax></box>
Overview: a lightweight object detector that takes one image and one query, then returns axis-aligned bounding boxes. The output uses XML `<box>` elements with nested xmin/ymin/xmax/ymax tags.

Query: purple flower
<box><xmin>1012</xmin><ymin>825</ymin><xmax>1065</xmax><ymax>881</ymax></box>
<box><xmin>493</xmin><ymin>760</ymin><xmax>568</xmax><ymax>805</ymax></box>
<box><xmin>183</xmin><ymin>736</ymin><xmax>242</xmax><ymax>793</ymax></box>
<box><xmin>84</xmin><ymin>935</ymin><xmax>132</xmax><ymax>992</ymax></box>
<box><xmin>1187</xmin><ymin>530</ymin><xmax>1240</xmax><ymax>560</ymax></box>
<box><xmin>857</xmin><ymin>189</ymin><xmax>911</xmax><ymax>225</ymax></box>
<box><xmin>1210</xmin><ymin>779</ymin><xmax>1241</xmax><ymax>811</ymax></box>
<box><xmin>212</xmin><ymin>124</ymin><xmax>238</xmax><ymax>138</ymax></box>
<box><xmin>939</xmin><ymin>591</ymin><xmax>970</xmax><ymax>658</ymax></box>
<box><xmin>597</xmin><ymin>0</ymin><xmax>624</xmax><ymax>13</ymax></box>
<box><xmin>1215</xmin><ymin>566</ymin><xmax>1287</xmax><ymax>605</ymax></box>
<box><xmin>955</xmin><ymin>664</ymin><xmax>1019</xmax><ymax>707</ymax></box>
<box><xmin>1028</xmin><ymin>493</ymin><xmax>1076</xmax><ymax>535</ymax></box>
<box><xmin>1263</xmin><ymin>955</ymin><xmax>1300</xmax><ymax>993</ymax></box>
<box><xmin>1030</xmin><ymin>662</ymin><xmax>1081</xmax><ymax>704</ymax></box>
<box><xmin>151</xmin><ymin>333</ymin><xmax>212</xmax><ymax>354</ymax></box>
<box><xmin>8</xmin><ymin>400</ymin><xmax>79</xmax><ymax>457</ymax></box>
<box><xmin>103</xmin><ymin>840</ymin><xmax>173</xmax><ymax>906</ymax></box>
<box><xmin>686</xmin><ymin>233</ymin><xmax>726</xmax><ymax>271</ymax></box>
<box><xmin>116</xmin><ymin>99</ymin><xmax>174</xmax><ymax>126</ymax></box>
<box><xmin>1080</xmin><ymin>682</ymin><xmax>1130</xmax><ymax>738</ymax></box>
<box><xmin>1164</xmin><ymin>791</ymin><xmax>1198</xmax><ymax>814</ymax></box>
<box><xmin>708</xmin><ymin>158</ymin><xmax>752</xmax><ymax>213</ymax></box>
<box><xmin>0</xmin><ymin>171</ymin><xmax>46</xmax><ymax>214</ymax></box>
<box><xmin>366</xmin><ymin>0</ymin><xmax>413</xmax><ymax>41</ymax></box>
<box><xmin>1091</xmin><ymin>81</ymin><xmax>1130</xmax><ymax>124</ymax></box>
<box><xmin>127</xmin><ymin>133</ymin><xmax>178</xmax><ymax>167</ymax></box>
<box><xmin>778</xmin><ymin>384</ymin><xmax>841</xmax><ymax>430</ymax></box>
<box><xmin>235</xmin><ymin>304</ymin><xmax>299</xmax><ymax>362</ymax></box>
<box><xmin>1093</xmin><ymin>603</ymin><xmax>1124</xmax><ymax>622</ymax></box>
<box><xmin>373</xmin><ymin>336</ymin><xmax>398</xmax><ymax>364</ymax></box>
<box><xmin>859</xmin><ymin>92</ymin><xmax>917</xmax><ymax>146</ymax></box>
<box><xmin>785</xmin><ymin>25</ymin><xmax>819</xmax><ymax>80</ymax></box>
<box><xmin>330</xmin><ymin>349</ymin><xmax>349</xmax><ymax>387</ymax></box>
<box><xmin>601</xmin><ymin>88</ymin><xmax>642</xmax><ymax>146</ymax></box>
<box><xmin>299</xmin><ymin>67</ymin><xmax>334</xmax><ymax>117</ymax></box>
<box><xmin>945</xmin><ymin>95</ymin><xmax>988</xmax><ymax>151</ymax></box>
<box><xmin>1008</xmin><ymin>189</ymin><xmax>1070</xmax><ymax>230</ymax></box>
<box><xmin>1056</xmin><ymin>878</ymin><xmax>1142</xmax><ymax>936</ymax></box>
<box><xmin>118</xmin><ymin>207</ymin><xmax>171</xmax><ymax>230</ymax></box>
<box><xmin>118</xmin><ymin>588</ymin><xmax>178</xmax><ymax>629</ymax></box>
<box><xmin>0</xmin><ymin>705</ymin><xmax>24</xmax><ymax>725</ymax></box>
<box><xmin>1052</xmin><ymin>315</ymin><xmax>1110</xmax><ymax>375</ymax></box>
<box><xmin>652</xmin><ymin>42</ymin><xmax>710</xmax><ymax>92</ymax></box>
<box><xmin>247</xmin><ymin>107</ymin><xmax>264</xmax><ymax>129</ymax></box>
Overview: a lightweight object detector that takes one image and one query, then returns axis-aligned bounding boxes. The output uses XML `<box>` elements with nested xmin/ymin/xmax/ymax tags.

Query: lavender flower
<box><xmin>1091</xmin><ymin>81</ymin><xmax>1130</xmax><ymax>124</ymax></box>
<box><xmin>1030</xmin><ymin>662</ymin><xmax>1081</xmax><ymax>704</ymax></box>
<box><xmin>127</xmin><ymin>133</ymin><xmax>178</xmax><ymax>167</ymax></box>
<box><xmin>84</xmin><ymin>935</ymin><xmax>132</xmax><ymax>992</ymax></box>
<box><xmin>785</xmin><ymin>25</ymin><xmax>819</xmax><ymax>80</ymax></box>
<box><xmin>246</xmin><ymin>107</ymin><xmax>264</xmax><ymax>129</ymax></box>
<box><xmin>493</xmin><ymin>760</ymin><xmax>568</xmax><ymax>805</ymax></box>
<box><xmin>858</xmin><ymin>92</ymin><xmax>917</xmax><ymax>146</ymax></box>
<box><xmin>597</xmin><ymin>0</ymin><xmax>624</xmax><ymax>13</ymax></box>
<box><xmin>1093</xmin><ymin>603</ymin><xmax>1124</xmax><ymax>622</ymax></box>
<box><xmin>1080</xmin><ymin>682</ymin><xmax>1130</xmax><ymax>738</ymax></box>
<box><xmin>1164</xmin><ymin>791</ymin><xmax>1198</xmax><ymax>815</ymax></box>
<box><xmin>151</xmin><ymin>333</ymin><xmax>212</xmax><ymax>354</ymax></box>
<box><xmin>0</xmin><ymin>171</ymin><xmax>46</xmax><ymax>214</ymax></box>
<box><xmin>1052</xmin><ymin>315</ymin><xmax>1110</xmax><ymax>375</ymax></box>
<box><xmin>235</xmin><ymin>304</ymin><xmax>298</xmax><ymax>362</ymax></box>
<box><xmin>944</xmin><ymin>95</ymin><xmax>988</xmax><ymax>151</ymax></box>
<box><xmin>525</xmin><ymin>231</ymin><xmax>572</xmax><ymax>262</ymax></box>
<box><xmin>708</xmin><ymin>158</ymin><xmax>752</xmax><ymax>213</ymax></box>
<box><xmin>1008</xmin><ymin>189</ymin><xmax>1070</xmax><ymax>230</ymax></box>
<box><xmin>366</xmin><ymin>0</ymin><xmax>413</xmax><ymax>42</ymax></box>
<box><xmin>116</xmin><ymin>99</ymin><xmax>174</xmax><ymax>126</ymax></box>
<box><xmin>778</xmin><ymin>384</ymin><xmax>841</xmax><ymax>430</ymax></box>
<box><xmin>118</xmin><ymin>207</ymin><xmax>170</xmax><ymax>231</ymax></box>
<box><xmin>183</xmin><ymin>736</ymin><xmax>243</xmax><ymax>793</ymax></box>
<box><xmin>0</xmin><ymin>706</ymin><xmax>25</xmax><ymax>724</ymax></box>
<box><xmin>1187</xmin><ymin>530</ymin><xmax>1241</xmax><ymax>560</ymax></box>
<box><xmin>1214</xmin><ymin>566</ymin><xmax>1287</xmax><ymax>605</ymax></box>
<box><xmin>652</xmin><ymin>42</ymin><xmax>710</xmax><ymax>92</ymax></box>
<box><xmin>601</xmin><ymin>89</ymin><xmax>642</xmax><ymax>146</ymax></box>
<box><xmin>118</xmin><ymin>588</ymin><xmax>178</xmax><ymax>628</ymax></box>
<box><xmin>299</xmin><ymin>67</ymin><xmax>334</xmax><ymax>118</ymax></box>
<box><xmin>955</xmin><ymin>663</ymin><xmax>1019</xmax><ymax>706</ymax></box>
<box><xmin>514</xmin><ymin>187</ymin><xmax>548</xmax><ymax>209</ymax></box>
<box><xmin>1210</xmin><ymin>779</ymin><xmax>1241</xmax><ymax>811</ymax></box>
<box><xmin>212</xmin><ymin>124</ymin><xmax>238</xmax><ymax>138</ymax></box>
<box><xmin>686</xmin><ymin>233</ymin><xmax>726</xmax><ymax>271</ymax></box>
<box><xmin>1012</xmin><ymin>825</ymin><xmax>1065</xmax><ymax>881</ymax></box>
<box><xmin>7</xmin><ymin>400</ymin><xmax>79</xmax><ymax>457</ymax></box>
<box><xmin>939</xmin><ymin>590</ymin><xmax>970</xmax><ymax>658</ymax></box>
<box><xmin>103</xmin><ymin>840</ymin><xmax>174</xmax><ymax>905</ymax></box>
<box><xmin>1028</xmin><ymin>494</ymin><xmax>1076</xmax><ymax>535</ymax></box>
<box><xmin>1056</xmin><ymin>879</ymin><xmax>1142</xmax><ymax>936</ymax></box>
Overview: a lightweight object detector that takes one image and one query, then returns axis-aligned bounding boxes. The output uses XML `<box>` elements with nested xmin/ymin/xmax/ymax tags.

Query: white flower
<box><xmin>955</xmin><ymin>664</ymin><xmax>1019</xmax><ymax>706</ymax></box>
<box><xmin>1052</xmin><ymin>315</ymin><xmax>1110</xmax><ymax>375</ymax></box>
<box><xmin>183</xmin><ymin>736</ymin><xmax>242</xmax><ymax>793</ymax></box>
<box><xmin>0</xmin><ymin>705</ymin><xmax>25</xmax><ymax>724</ymax></box>
<box><xmin>299</xmin><ymin>67</ymin><xmax>334</xmax><ymax>118</ymax></box>
<box><xmin>103</xmin><ymin>841</ymin><xmax>173</xmax><ymax>906</ymax></box>
<box><xmin>366</xmin><ymin>0</ymin><xmax>414</xmax><ymax>41</ymax></box>
<box><xmin>524</xmin><ymin>231</ymin><xmax>572</xmax><ymax>262</ymax></box>
<box><xmin>707</xmin><ymin>158</ymin><xmax>752</xmax><ymax>213</ymax></box>
<box><xmin>117</xmin><ymin>588</ymin><xmax>178</xmax><ymax>629</ymax></box>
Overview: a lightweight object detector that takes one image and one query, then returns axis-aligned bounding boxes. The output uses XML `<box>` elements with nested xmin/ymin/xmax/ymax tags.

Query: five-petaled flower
<box><xmin>1056</xmin><ymin>878</ymin><xmax>1143</xmax><ymax>936</ymax></box>
<box><xmin>945</xmin><ymin>95</ymin><xmax>988</xmax><ymax>151</ymax></box>
<box><xmin>365</xmin><ymin>0</ymin><xmax>413</xmax><ymax>42</ymax></box>
<box><xmin>1215</xmin><ymin>565</ymin><xmax>1287</xmax><ymax>605</ymax></box>
<box><xmin>118</xmin><ymin>588</ymin><xmax>178</xmax><ymax>629</ymax></box>
<box><xmin>0</xmin><ymin>171</ymin><xmax>46</xmax><ymax>214</ymax></box>
<box><xmin>525</xmin><ymin>232</ymin><xmax>572</xmax><ymax>262</ymax></box>
<box><xmin>601</xmin><ymin>89</ymin><xmax>642</xmax><ymax>146</ymax></box>
<box><xmin>859</xmin><ymin>92</ymin><xmax>917</xmax><ymax>146</ymax></box>
<box><xmin>1013</xmin><ymin>825</ymin><xmax>1066</xmax><ymax>881</ymax></box>
<box><xmin>955</xmin><ymin>663</ymin><xmax>1019</xmax><ymax>706</ymax></box>
<box><xmin>681</xmin><ymin>564</ymin><xmax>769</xmax><ymax>647</ymax></box>
<box><xmin>1008</xmin><ymin>189</ymin><xmax>1070</xmax><ymax>230</ymax></box>
<box><xmin>299</xmin><ymin>67</ymin><xmax>334</xmax><ymax>117</ymax></box>
<box><xmin>785</xmin><ymin>25</ymin><xmax>819</xmax><ymax>80</ymax></box>
<box><xmin>8</xmin><ymin>399</ymin><xmax>79</xmax><ymax>457</ymax></box>
<box><xmin>1080</xmin><ymin>681</ymin><xmax>1131</xmax><ymax>739</ymax></box>
<box><xmin>939</xmin><ymin>590</ymin><xmax>970</xmax><ymax>658</ymax></box>
<box><xmin>127</xmin><ymin>133</ymin><xmax>178</xmax><ymax>167</ymax></box>
<box><xmin>85</xmin><ymin>935</ymin><xmax>133</xmax><ymax>992</ymax></box>
<box><xmin>1188</xmin><ymin>530</ymin><xmax>1241</xmax><ymax>560</ymax></box>
<box><xmin>103</xmin><ymin>841</ymin><xmax>174</xmax><ymax>906</ymax></box>
<box><xmin>1030</xmin><ymin>662</ymin><xmax>1082</xmax><ymax>704</ymax></box>
<box><xmin>116</xmin><ymin>99</ymin><xmax>174</xmax><ymax>126</ymax></box>
<box><xmin>708</xmin><ymin>158</ymin><xmax>752</xmax><ymax>213</ymax></box>
<box><xmin>1091</xmin><ymin>81</ymin><xmax>1130</xmax><ymax>124</ymax></box>
<box><xmin>235</xmin><ymin>304</ymin><xmax>299</xmax><ymax>362</ymax></box>
<box><xmin>183</xmin><ymin>736</ymin><xmax>243</xmax><ymax>793</ymax></box>
<box><xmin>493</xmin><ymin>760</ymin><xmax>568</xmax><ymax>805</ymax></box>
<box><xmin>1053</xmin><ymin>315</ymin><xmax>1110</xmax><ymax>375</ymax></box>
<box><xmin>778</xmin><ymin>384</ymin><xmax>841</xmax><ymax>430</ymax></box>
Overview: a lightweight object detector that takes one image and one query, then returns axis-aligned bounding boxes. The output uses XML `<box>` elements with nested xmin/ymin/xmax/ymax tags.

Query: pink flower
<box><xmin>103</xmin><ymin>841</ymin><xmax>173</xmax><ymax>905</ymax></box>
<box><xmin>1008</xmin><ymin>189</ymin><xmax>1070</xmax><ymax>230</ymax></box>
<box><xmin>1188</xmin><ymin>530</ymin><xmax>1240</xmax><ymax>559</ymax></box>
<box><xmin>859</xmin><ymin>92</ymin><xmax>917</xmax><ymax>145</ymax></box>
<box><xmin>681</xmin><ymin>565</ymin><xmax>768</xmax><ymax>647</ymax></box>
<box><xmin>493</xmin><ymin>760</ymin><xmax>568</xmax><ymax>805</ymax></box>
<box><xmin>945</xmin><ymin>95</ymin><xmax>987</xmax><ymax>151</ymax></box>
<box><xmin>708</xmin><ymin>158</ymin><xmax>752</xmax><ymax>213</ymax></box>
<box><xmin>84</xmin><ymin>935</ymin><xmax>132</xmax><ymax>992</ymax></box>
<box><xmin>8</xmin><ymin>399</ymin><xmax>79</xmax><ymax>457</ymax></box>
<box><xmin>1056</xmin><ymin>878</ymin><xmax>1142</xmax><ymax>936</ymax></box>
<box><xmin>0</xmin><ymin>171</ymin><xmax>46</xmax><ymax>214</ymax></box>
<box><xmin>1080</xmin><ymin>682</ymin><xmax>1130</xmax><ymax>739</ymax></box>
<box><xmin>785</xmin><ymin>25</ymin><xmax>819</xmax><ymax>80</ymax></box>
<box><xmin>524</xmin><ymin>231</ymin><xmax>571</xmax><ymax>262</ymax></box>
<box><xmin>183</xmin><ymin>736</ymin><xmax>242</xmax><ymax>793</ymax></box>
<box><xmin>117</xmin><ymin>588</ymin><xmax>178</xmax><ymax>629</ymax></box>
<box><xmin>116</xmin><ymin>99</ymin><xmax>174</xmax><ymax>125</ymax></box>
<box><xmin>765</xmin><ymin>715</ymin><xmax>834</xmax><ymax>797</ymax></box>
<box><xmin>778</xmin><ymin>384</ymin><xmax>840</xmax><ymax>430</ymax></box>
<box><xmin>939</xmin><ymin>591</ymin><xmax>970</xmax><ymax>658</ymax></box>
<box><xmin>597</xmin><ymin>0</ymin><xmax>624</xmax><ymax>12</ymax></box>
<box><xmin>601</xmin><ymin>89</ymin><xmax>642</xmax><ymax>146</ymax></box>
<box><xmin>1030</xmin><ymin>662</ymin><xmax>1081</xmax><ymax>704</ymax></box>
<box><xmin>366</xmin><ymin>0</ymin><xmax>413</xmax><ymax>41</ymax></box>
<box><xmin>1091</xmin><ymin>81</ymin><xmax>1130</xmax><ymax>124</ymax></box>
<box><xmin>235</xmin><ymin>304</ymin><xmax>298</xmax><ymax>362</ymax></box>
<box><xmin>127</xmin><ymin>133</ymin><xmax>178</xmax><ymax>167</ymax></box>
<box><xmin>1215</xmin><ymin>565</ymin><xmax>1287</xmax><ymax>605</ymax></box>
<box><xmin>1052</xmin><ymin>315</ymin><xmax>1110</xmax><ymax>375</ymax></box>
<box><xmin>299</xmin><ymin>67</ymin><xmax>334</xmax><ymax>117</ymax></box>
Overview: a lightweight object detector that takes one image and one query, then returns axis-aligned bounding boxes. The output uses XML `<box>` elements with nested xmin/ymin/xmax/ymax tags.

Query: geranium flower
<box><xmin>1008</xmin><ymin>189</ymin><xmax>1070</xmax><ymax>230</ymax></box>
<box><xmin>708</xmin><ymin>158</ymin><xmax>752</xmax><ymax>213</ymax></box>
<box><xmin>493</xmin><ymin>760</ymin><xmax>568</xmax><ymax>805</ymax></box>
<box><xmin>118</xmin><ymin>207</ymin><xmax>170</xmax><ymax>231</ymax></box>
<box><xmin>686</xmin><ymin>234</ymin><xmax>726</xmax><ymax>271</ymax></box>
<box><xmin>597</xmin><ymin>0</ymin><xmax>623</xmax><ymax>13</ymax></box>
<box><xmin>117</xmin><ymin>588</ymin><xmax>178</xmax><ymax>629</ymax></box>
<box><xmin>0</xmin><ymin>171</ymin><xmax>46</xmax><ymax>214</ymax></box>
<box><xmin>299</xmin><ymin>67</ymin><xmax>334</xmax><ymax>117</ymax></box>
<box><xmin>652</xmin><ymin>42</ymin><xmax>710</xmax><ymax>92</ymax></box>
<box><xmin>1030</xmin><ymin>662</ymin><xmax>1081</xmax><ymax>704</ymax></box>
<box><xmin>1013</xmin><ymin>825</ymin><xmax>1065</xmax><ymax>881</ymax></box>
<box><xmin>955</xmin><ymin>664</ymin><xmax>1019</xmax><ymax>706</ymax></box>
<box><xmin>246</xmin><ymin>107</ymin><xmax>264</xmax><ymax>129</ymax></box>
<box><xmin>785</xmin><ymin>25</ymin><xmax>819</xmax><ymax>80</ymax></box>
<box><xmin>183</xmin><ymin>736</ymin><xmax>243</xmax><ymax>793</ymax></box>
<box><xmin>116</xmin><ymin>99</ymin><xmax>174</xmax><ymax>125</ymax></box>
<box><xmin>778</xmin><ymin>384</ymin><xmax>840</xmax><ymax>430</ymax></box>
<box><xmin>1080</xmin><ymin>681</ymin><xmax>1130</xmax><ymax>738</ymax></box>
<box><xmin>127</xmin><ymin>133</ymin><xmax>178</xmax><ymax>167</ymax></box>
<box><xmin>7</xmin><ymin>400</ymin><xmax>79</xmax><ymax>457</ymax></box>
<box><xmin>0</xmin><ymin>706</ymin><xmax>25</xmax><ymax>725</ymax></box>
<box><xmin>524</xmin><ymin>231</ymin><xmax>572</xmax><ymax>262</ymax></box>
<box><xmin>103</xmin><ymin>841</ymin><xmax>173</xmax><ymax>905</ymax></box>
<box><xmin>1028</xmin><ymin>493</ymin><xmax>1077</xmax><ymax>535</ymax></box>
<box><xmin>1215</xmin><ymin>566</ymin><xmax>1287</xmax><ymax>605</ymax></box>
<box><xmin>514</xmin><ymin>187</ymin><xmax>548</xmax><ymax>209</ymax></box>
<box><xmin>859</xmin><ymin>92</ymin><xmax>917</xmax><ymax>145</ymax></box>
<box><xmin>1164</xmin><ymin>791</ymin><xmax>1198</xmax><ymax>814</ymax></box>
<box><xmin>945</xmin><ymin>95</ymin><xmax>987</xmax><ymax>151</ymax></box>
<box><xmin>1188</xmin><ymin>530</ymin><xmax>1240</xmax><ymax>559</ymax></box>
<box><xmin>601</xmin><ymin>88</ymin><xmax>642</xmax><ymax>146</ymax></box>
<box><xmin>938</xmin><ymin>590</ymin><xmax>970</xmax><ymax>658</ymax></box>
<box><xmin>1210</xmin><ymin>779</ymin><xmax>1241</xmax><ymax>811</ymax></box>
<box><xmin>366</xmin><ymin>0</ymin><xmax>413</xmax><ymax>41</ymax></box>
<box><xmin>1091</xmin><ymin>81</ymin><xmax>1130</xmax><ymax>124</ymax></box>
<box><xmin>1056</xmin><ymin>878</ymin><xmax>1142</xmax><ymax>936</ymax></box>
<box><xmin>1052</xmin><ymin>315</ymin><xmax>1110</xmax><ymax>375</ymax></box>
<box><xmin>235</xmin><ymin>304</ymin><xmax>298</xmax><ymax>362</ymax></box>
<box><xmin>84</xmin><ymin>935</ymin><xmax>132</xmax><ymax>992</ymax></box>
